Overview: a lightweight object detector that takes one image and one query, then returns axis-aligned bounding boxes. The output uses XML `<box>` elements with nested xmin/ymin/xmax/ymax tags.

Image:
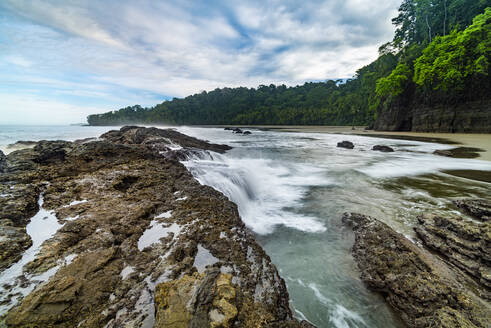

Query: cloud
<box><xmin>0</xmin><ymin>0</ymin><xmax>401</xmax><ymax>124</ymax></box>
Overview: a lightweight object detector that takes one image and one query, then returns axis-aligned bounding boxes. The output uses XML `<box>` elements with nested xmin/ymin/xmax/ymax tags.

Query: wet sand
<box><xmin>217</xmin><ymin>125</ymin><xmax>491</xmax><ymax>162</ymax></box>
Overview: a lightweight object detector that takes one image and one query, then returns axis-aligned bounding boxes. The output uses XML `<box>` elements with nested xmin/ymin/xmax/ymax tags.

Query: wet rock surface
<box><xmin>415</xmin><ymin>214</ymin><xmax>491</xmax><ymax>300</ymax></box>
<box><xmin>372</xmin><ymin>145</ymin><xmax>394</xmax><ymax>152</ymax></box>
<box><xmin>433</xmin><ymin>147</ymin><xmax>484</xmax><ymax>159</ymax></box>
<box><xmin>0</xmin><ymin>126</ymin><xmax>304</xmax><ymax>327</ymax></box>
<box><xmin>0</xmin><ymin>150</ymin><xmax>6</xmax><ymax>173</ymax></box>
<box><xmin>342</xmin><ymin>212</ymin><xmax>490</xmax><ymax>328</ymax></box>
<box><xmin>453</xmin><ymin>199</ymin><xmax>491</xmax><ymax>221</ymax></box>
<box><xmin>336</xmin><ymin>141</ymin><xmax>354</xmax><ymax>149</ymax></box>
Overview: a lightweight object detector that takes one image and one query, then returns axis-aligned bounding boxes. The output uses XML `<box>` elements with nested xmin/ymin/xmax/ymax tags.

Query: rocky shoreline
<box><xmin>343</xmin><ymin>203</ymin><xmax>491</xmax><ymax>327</ymax></box>
<box><xmin>0</xmin><ymin>126</ymin><xmax>310</xmax><ymax>327</ymax></box>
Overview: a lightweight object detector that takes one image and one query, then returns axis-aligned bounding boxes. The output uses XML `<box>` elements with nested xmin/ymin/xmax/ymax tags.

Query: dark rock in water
<box><xmin>232</xmin><ymin>128</ymin><xmax>243</xmax><ymax>134</ymax></box>
<box><xmin>415</xmin><ymin>214</ymin><xmax>491</xmax><ymax>299</ymax></box>
<box><xmin>342</xmin><ymin>212</ymin><xmax>489</xmax><ymax>328</ymax></box>
<box><xmin>224</xmin><ymin>127</ymin><xmax>233</xmax><ymax>131</ymax></box>
<box><xmin>453</xmin><ymin>199</ymin><xmax>490</xmax><ymax>221</ymax></box>
<box><xmin>243</xmin><ymin>130</ymin><xmax>252</xmax><ymax>135</ymax></box>
<box><xmin>0</xmin><ymin>150</ymin><xmax>6</xmax><ymax>172</ymax></box>
<box><xmin>0</xmin><ymin>126</ymin><xmax>305</xmax><ymax>327</ymax></box>
<box><xmin>337</xmin><ymin>141</ymin><xmax>354</xmax><ymax>149</ymax></box>
<box><xmin>433</xmin><ymin>147</ymin><xmax>484</xmax><ymax>159</ymax></box>
<box><xmin>372</xmin><ymin>145</ymin><xmax>394</xmax><ymax>152</ymax></box>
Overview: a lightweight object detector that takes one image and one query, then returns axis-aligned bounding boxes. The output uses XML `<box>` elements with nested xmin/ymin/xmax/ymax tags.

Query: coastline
<box><xmin>0</xmin><ymin>127</ymin><xmax>308</xmax><ymax>327</ymax></box>
<box><xmin>213</xmin><ymin>125</ymin><xmax>491</xmax><ymax>162</ymax></box>
<box><xmin>236</xmin><ymin>125</ymin><xmax>491</xmax><ymax>161</ymax></box>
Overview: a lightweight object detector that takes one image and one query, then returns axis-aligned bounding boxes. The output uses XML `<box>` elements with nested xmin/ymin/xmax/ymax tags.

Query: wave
<box><xmin>182</xmin><ymin>151</ymin><xmax>329</xmax><ymax>235</ymax></box>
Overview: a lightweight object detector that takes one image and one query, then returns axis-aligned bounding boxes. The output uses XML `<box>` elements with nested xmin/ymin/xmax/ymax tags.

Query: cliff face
<box><xmin>374</xmin><ymin>100</ymin><xmax>491</xmax><ymax>133</ymax></box>
<box><xmin>0</xmin><ymin>127</ymin><xmax>307</xmax><ymax>328</ymax></box>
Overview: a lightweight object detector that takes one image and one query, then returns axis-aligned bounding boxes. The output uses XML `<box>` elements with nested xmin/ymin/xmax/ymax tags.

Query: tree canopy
<box><xmin>88</xmin><ymin>1</ymin><xmax>491</xmax><ymax>127</ymax></box>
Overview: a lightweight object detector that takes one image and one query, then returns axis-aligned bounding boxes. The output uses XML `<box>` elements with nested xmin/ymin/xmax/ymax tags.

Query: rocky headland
<box><xmin>0</xmin><ymin>126</ymin><xmax>310</xmax><ymax>327</ymax></box>
<box><xmin>343</xmin><ymin>204</ymin><xmax>491</xmax><ymax>327</ymax></box>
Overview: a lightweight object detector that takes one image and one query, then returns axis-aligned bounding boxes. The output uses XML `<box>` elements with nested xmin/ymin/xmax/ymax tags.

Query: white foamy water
<box><xmin>173</xmin><ymin>126</ymin><xmax>490</xmax><ymax>328</ymax></box>
<box><xmin>0</xmin><ymin>195</ymin><xmax>64</xmax><ymax>315</ymax></box>
<box><xmin>183</xmin><ymin>153</ymin><xmax>329</xmax><ymax>234</ymax></box>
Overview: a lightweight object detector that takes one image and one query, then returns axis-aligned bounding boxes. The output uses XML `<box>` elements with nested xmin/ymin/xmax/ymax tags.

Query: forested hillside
<box><xmin>88</xmin><ymin>0</ymin><xmax>490</xmax><ymax>129</ymax></box>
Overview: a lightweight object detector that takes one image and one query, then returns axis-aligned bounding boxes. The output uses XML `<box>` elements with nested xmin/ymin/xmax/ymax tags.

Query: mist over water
<box><xmin>177</xmin><ymin>126</ymin><xmax>491</xmax><ymax>328</ymax></box>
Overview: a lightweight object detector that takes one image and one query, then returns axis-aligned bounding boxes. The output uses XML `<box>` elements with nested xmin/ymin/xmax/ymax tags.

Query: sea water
<box><xmin>176</xmin><ymin>126</ymin><xmax>491</xmax><ymax>328</ymax></box>
<box><xmin>2</xmin><ymin>125</ymin><xmax>490</xmax><ymax>327</ymax></box>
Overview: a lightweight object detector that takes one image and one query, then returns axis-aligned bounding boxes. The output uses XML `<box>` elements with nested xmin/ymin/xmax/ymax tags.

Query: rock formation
<box><xmin>342</xmin><ymin>212</ymin><xmax>490</xmax><ymax>328</ymax></box>
<box><xmin>0</xmin><ymin>126</ymin><xmax>306</xmax><ymax>327</ymax></box>
<box><xmin>453</xmin><ymin>199</ymin><xmax>490</xmax><ymax>221</ymax></box>
<box><xmin>372</xmin><ymin>145</ymin><xmax>394</xmax><ymax>152</ymax></box>
<box><xmin>374</xmin><ymin>99</ymin><xmax>491</xmax><ymax>133</ymax></box>
<box><xmin>337</xmin><ymin>141</ymin><xmax>354</xmax><ymax>149</ymax></box>
<box><xmin>415</xmin><ymin>214</ymin><xmax>490</xmax><ymax>300</ymax></box>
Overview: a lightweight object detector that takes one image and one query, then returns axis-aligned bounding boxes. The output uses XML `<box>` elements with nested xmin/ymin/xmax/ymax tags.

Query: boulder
<box><xmin>243</xmin><ymin>130</ymin><xmax>252</xmax><ymax>135</ymax></box>
<box><xmin>372</xmin><ymin>145</ymin><xmax>394</xmax><ymax>152</ymax></box>
<box><xmin>337</xmin><ymin>141</ymin><xmax>354</xmax><ymax>149</ymax></box>
<box><xmin>232</xmin><ymin>128</ymin><xmax>243</xmax><ymax>134</ymax></box>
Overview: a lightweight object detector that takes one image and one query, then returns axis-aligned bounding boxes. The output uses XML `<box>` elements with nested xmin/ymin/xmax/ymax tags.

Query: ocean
<box><xmin>2</xmin><ymin>124</ymin><xmax>491</xmax><ymax>327</ymax></box>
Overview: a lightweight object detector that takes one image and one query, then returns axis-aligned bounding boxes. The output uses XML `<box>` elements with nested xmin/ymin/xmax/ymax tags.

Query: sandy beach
<box><xmin>217</xmin><ymin>125</ymin><xmax>491</xmax><ymax>162</ymax></box>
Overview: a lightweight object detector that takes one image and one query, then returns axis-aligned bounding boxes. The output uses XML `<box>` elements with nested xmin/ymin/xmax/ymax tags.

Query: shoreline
<box><xmin>204</xmin><ymin>125</ymin><xmax>491</xmax><ymax>162</ymax></box>
<box><xmin>0</xmin><ymin>127</ymin><xmax>307</xmax><ymax>327</ymax></box>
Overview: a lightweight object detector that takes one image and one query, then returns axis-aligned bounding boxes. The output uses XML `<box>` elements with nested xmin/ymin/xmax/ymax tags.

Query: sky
<box><xmin>0</xmin><ymin>0</ymin><xmax>401</xmax><ymax>125</ymax></box>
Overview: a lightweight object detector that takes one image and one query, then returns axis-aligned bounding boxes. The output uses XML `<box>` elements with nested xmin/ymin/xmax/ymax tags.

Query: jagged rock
<box><xmin>415</xmin><ymin>214</ymin><xmax>491</xmax><ymax>299</ymax></box>
<box><xmin>0</xmin><ymin>150</ymin><xmax>6</xmax><ymax>173</ymax></box>
<box><xmin>232</xmin><ymin>128</ymin><xmax>243</xmax><ymax>134</ymax></box>
<box><xmin>453</xmin><ymin>199</ymin><xmax>490</xmax><ymax>221</ymax></box>
<box><xmin>337</xmin><ymin>141</ymin><xmax>354</xmax><ymax>149</ymax></box>
<box><xmin>154</xmin><ymin>270</ymin><xmax>239</xmax><ymax>328</ymax></box>
<box><xmin>342</xmin><ymin>212</ymin><xmax>489</xmax><ymax>328</ymax></box>
<box><xmin>243</xmin><ymin>131</ymin><xmax>252</xmax><ymax>135</ymax></box>
<box><xmin>0</xmin><ymin>126</ymin><xmax>305</xmax><ymax>327</ymax></box>
<box><xmin>101</xmin><ymin>126</ymin><xmax>231</xmax><ymax>153</ymax></box>
<box><xmin>32</xmin><ymin>140</ymin><xmax>72</xmax><ymax>164</ymax></box>
<box><xmin>372</xmin><ymin>145</ymin><xmax>394</xmax><ymax>152</ymax></box>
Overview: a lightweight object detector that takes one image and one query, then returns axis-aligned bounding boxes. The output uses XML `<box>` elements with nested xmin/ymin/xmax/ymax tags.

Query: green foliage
<box><xmin>413</xmin><ymin>8</ymin><xmax>491</xmax><ymax>92</ymax></box>
<box><xmin>87</xmin><ymin>3</ymin><xmax>491</xmax><ymax>127</ymax></box>
<box><xmin>376</xmin><ymin>63</ymin><xmax>412</xmax><ymax>97</ymax></box>
<box><xmin>392</xmin><ymin>0</ymin><xmax>489</xmax><ymax>47</ymax></box>
<box><xmin>87</xmin><ymin>53</ymin><xmax>398</xmax><ymax>126</ymax></box>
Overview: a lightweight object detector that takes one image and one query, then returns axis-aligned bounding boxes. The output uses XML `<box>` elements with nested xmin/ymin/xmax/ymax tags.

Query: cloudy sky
<box><xmin>0</xmin><ymin>0</ymin><xmax>401</xmax><ymax>124</ymax></box>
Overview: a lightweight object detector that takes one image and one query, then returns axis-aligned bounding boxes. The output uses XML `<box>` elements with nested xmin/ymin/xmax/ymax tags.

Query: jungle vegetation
<box><xmin>88</xmin><ymin>1</ymin><xmax>490</xmax><ymax>126</ymax></box>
